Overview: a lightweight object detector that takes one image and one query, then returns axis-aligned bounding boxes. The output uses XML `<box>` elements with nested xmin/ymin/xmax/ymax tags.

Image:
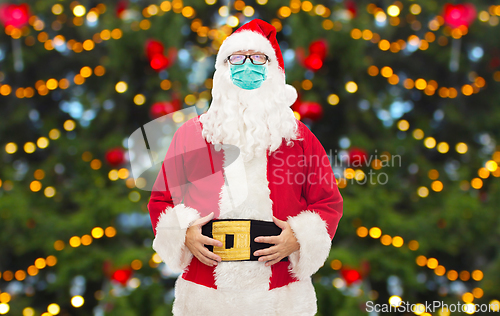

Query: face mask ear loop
<box><xmin>260</xmin><ymin>62</ymin><xmax>269</xmax><ymax>81</ymax></box>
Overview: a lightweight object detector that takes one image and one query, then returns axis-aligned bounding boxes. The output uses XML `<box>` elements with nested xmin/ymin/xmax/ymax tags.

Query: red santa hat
<box><xmin>215</xmin><ymin>19</ymin><xmax>298</xmax><ymax>105</ymax></box>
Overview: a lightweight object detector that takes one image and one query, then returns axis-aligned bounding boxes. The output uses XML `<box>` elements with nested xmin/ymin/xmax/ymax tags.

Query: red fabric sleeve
<box><xmin>301</xmin><ymin>123</ymin><xmax>343</xmax><ymax>239</ymax></box>
<box><xmin>147</xmin><ymin>124</ymin><xmax>187</xmax><ymax>236</ymax></box>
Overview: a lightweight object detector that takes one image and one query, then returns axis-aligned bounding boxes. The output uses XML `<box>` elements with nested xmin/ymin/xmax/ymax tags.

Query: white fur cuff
<box><xmin>287</xmin><ymin>211</ymin><xmax>331</xmax><ymax>280</ymax></box>
<box><xmin>152</xmin><ymin>204</ymin><xmax>200</xmax><ymax>273</ymax></box>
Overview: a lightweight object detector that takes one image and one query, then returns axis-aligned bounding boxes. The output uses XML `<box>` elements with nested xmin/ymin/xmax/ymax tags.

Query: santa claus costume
<box><xmin>148</xmin><ymin>19</ymin><xmax>343</xmax><ymax>315</ymax></box>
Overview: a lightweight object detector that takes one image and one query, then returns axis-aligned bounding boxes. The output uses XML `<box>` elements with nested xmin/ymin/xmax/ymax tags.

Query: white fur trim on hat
<box><xmin>287</xmin><ymin>210</ymin><xmax>331</xmax><ymax>280</ymax></box>
<box><xmin>152</xmin><ymin>204</ymin><xmax>200</xmax><ymax>273</ymax></box>
<box><xmin>285</xmin><ymin>84</ymin><xmax>298</xmax><ymax>105</ymax></box>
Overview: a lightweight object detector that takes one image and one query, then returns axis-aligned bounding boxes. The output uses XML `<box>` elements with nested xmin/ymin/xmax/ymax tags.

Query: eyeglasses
<box><xmin>225</xmin><ymin>54</ymin><xmax>269</xmax><ymax>65</ymax></box>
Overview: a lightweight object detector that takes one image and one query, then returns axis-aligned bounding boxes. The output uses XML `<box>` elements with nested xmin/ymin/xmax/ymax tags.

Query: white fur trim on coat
<box><xmin>172</xmin><ymin>276</ymin><xmax>317</xmax><ymax>316</ymax></box>
<box><xmin>214</xmin><ymin>149</ymin><xmax>274</xmax><ymax>290</ymax></box>
<box><xmin>287</xmin><ymin>211</ymin><xmax>331</xmax><ymax>280</ymax></box>
<box><xmin>152</xmin><ymin>204</ymin><xmax>200</xmax><ymax>273</ymax></box>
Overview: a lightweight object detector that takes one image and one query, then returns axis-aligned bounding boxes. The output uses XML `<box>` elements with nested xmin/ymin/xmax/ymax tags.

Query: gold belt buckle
<box><xmin>212</xmin><ymin>221</ymin><xmax>251</xmax><ymax>261</ymax></box>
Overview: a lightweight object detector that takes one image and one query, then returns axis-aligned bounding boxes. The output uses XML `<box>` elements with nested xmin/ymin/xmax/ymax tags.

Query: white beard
<box><xmin>200</xmin><ymin>66</ymin><xmax>298</xmax><ymax>162</ymax></box>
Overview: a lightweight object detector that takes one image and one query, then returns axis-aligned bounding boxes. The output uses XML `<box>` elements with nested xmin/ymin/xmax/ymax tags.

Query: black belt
<box><xmin>201</xmin><ymin>219</ymin><xmax>288</xmax><ymax>262</ymax></box>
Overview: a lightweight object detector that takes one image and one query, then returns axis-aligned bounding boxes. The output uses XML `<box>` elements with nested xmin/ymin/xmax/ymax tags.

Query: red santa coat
<box><xmin>148</xmin><ymin>116</ymin><xmax>343</xmax><ymax>315</ymax></box>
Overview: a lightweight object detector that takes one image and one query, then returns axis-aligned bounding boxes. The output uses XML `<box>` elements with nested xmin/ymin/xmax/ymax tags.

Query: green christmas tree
<box><xmin>1</xmin><ymin>0</ymin><xmax>500</xmax><ymax>315</ymax></box>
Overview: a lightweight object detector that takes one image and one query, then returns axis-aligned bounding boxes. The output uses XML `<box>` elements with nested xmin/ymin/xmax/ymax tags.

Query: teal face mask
<box><xmin>230</xmin><ymin>60</ymin><xmax>268</xmax><ymax>90</ymax></box>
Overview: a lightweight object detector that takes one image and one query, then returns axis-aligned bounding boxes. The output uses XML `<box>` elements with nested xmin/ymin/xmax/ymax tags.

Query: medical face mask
<box><xmin>229</xmin><ymin>60</ymin><xmax>268</xmax><ymax>90</ymax></box>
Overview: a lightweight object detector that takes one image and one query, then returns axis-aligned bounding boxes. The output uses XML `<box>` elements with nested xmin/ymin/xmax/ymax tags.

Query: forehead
<box><xmin>232</xmin><ymin>49</ymin><xmax>264</xmax><ymax>54</ymax></box>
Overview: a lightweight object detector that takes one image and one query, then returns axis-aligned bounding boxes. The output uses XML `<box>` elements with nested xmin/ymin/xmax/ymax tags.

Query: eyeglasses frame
<box><xmin>224</xmin><ymin>54</ymin><xmax>270</xmax><ymax>65</ymax></box>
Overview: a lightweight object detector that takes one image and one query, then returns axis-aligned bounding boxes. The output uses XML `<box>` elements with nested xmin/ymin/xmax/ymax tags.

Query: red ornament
<box><xmin>0</xmin><ymin>3</ymin><xmax>30</xmax><ymax>29</ymax></box>
<box><xmin>345</xmin><ymin>0</ymin><xmax>358</xmax><ymax>18</ymax></box>
<box><xmin>442</xmin><ymin>3</ymin><xmax>476</xmax><ymax>29</ymax></box>
<box><xmin>297</xmin><ymin>101</ymin><xmax>323</xmax><ymax>122</ymax></box>
<box><xmin>105</xmin><ymin>148</ymin><xmax>125</xmax><ymax>167</ymax></box>
<box><xmin>111</xmin><ymin>268</ymin><xmax>133</xmax><ymax>286</ymax></box>
<box><xmin>145</xmin><ymin>40</ymin><xmax>175</xmax><ymax>72</ymax></box>
<box><xmin>116</xmin><ymin>0</ymin><xmax>128</xmax><ymax>18</ymax></box>
<box><xmin>149</xmin><ymin>101</ymin><xmax>181</xmax><ymax>119</ymax></box>
<box><xmin>347</xmin><ymin>147</ymin><xmax>368</xmax><ymax>166</ymax></box>
<box><xmin>340</xmin><ymin>267</ymin><xmax>362</xmax><ymax>286</ymax></box>
<box><xmin>150</xmin><ymin>54</ymin><xmax>170</xmax><ymax>72</ymax></box>
<box><xmin>302</xmin><ymin>39</ymin><xmax>328</xmax><ymax>72</ymax></box>
<box><xmin>145</xmin><ymin>39</ymin><xmax>165</xmax><ymax>60</ymax></box>
<box><xmin>304</xmin><ymin>54</ymin><xmax>323</xmax><ymax>71</ymax></box>
<box><xmin>309</xmin><ymin>40</ymin><xmax>328</xmax><ymax>60</ymax></box>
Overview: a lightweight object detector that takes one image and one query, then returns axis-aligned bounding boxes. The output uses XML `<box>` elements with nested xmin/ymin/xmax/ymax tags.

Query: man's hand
<box><xmin>185</xmin><ymin>212</ymin><xmax>223</xmax><ymax>267</ymax></box>
<box><xmin>253</xmin><ymin>216</ymin><xmax>300</xmax><ymax>267</ymax></box>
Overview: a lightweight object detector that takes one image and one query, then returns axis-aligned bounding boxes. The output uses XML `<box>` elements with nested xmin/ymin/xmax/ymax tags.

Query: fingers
<box><xmin>196</xmin><ymin>212</ymin><xmax>215</xmax><ymax>226</ymax></box>
<box><xmin>272</xmin><ymin>216</ymin><xmax>288</xmax><ymax>229</ymax></box>
<box><xmin>192</xmin><ymin>244</ymin><xmax>221</xmax><ymax>266</ymax></box>
<box><xmin>253</xmin><ymin>245</ymin><xmax>278</xmax><ymax>257</ymax></box>
<box><xmin>254</xmin><ymin>235</ymin><xmax>279</xmax><ymax>244</ymax></box>
<box><xmin>193</xmin><ymin>233</ymin><xmax>222</xmax><ymax>266</ymax></box>
<box><xmin>258</xmin><ymin>251</ymin><xmax>281</xmax><ymax>266</ymax></box>
<box><xmin>194</xmin><ymin>249</ymin><xmax>219</xmax><ymax>267</ymax></box>
<box><xmin>254</xmin><ymin>245</ymin><xmax>281</xmax><ymax>266</ymax></box>
<box><xmin>264</xmin><ymin>257</ymin><xmax>282</xmax><ymax>267</ymax></box>
<box><xmin>202</xmin><ymin>235</ymin><xmax>223</xmax><ymax>248</ymax></box>
<box><xmin>200</xmin><ymin>246</ymin><xmax>222</xmax><ymax>263</ymax></box>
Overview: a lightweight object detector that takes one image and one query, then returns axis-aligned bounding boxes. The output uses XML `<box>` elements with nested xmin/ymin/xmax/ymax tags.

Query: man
<box><xmin>148</xmin><ymin>19</ymin><xmax>343</xmax><ymax>315</ymax></box>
